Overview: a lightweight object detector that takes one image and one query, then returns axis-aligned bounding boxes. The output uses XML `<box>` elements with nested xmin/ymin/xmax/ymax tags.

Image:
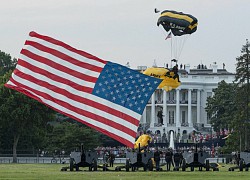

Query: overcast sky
<box><xmin>1</xmin><ymin>0</ymin><xmax>250</xmax><ymax>73</ymax></box>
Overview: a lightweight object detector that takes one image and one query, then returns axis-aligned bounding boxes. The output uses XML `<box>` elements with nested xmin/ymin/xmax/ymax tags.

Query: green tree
<box><xmin>46</xmin><ymin>121</ymin><xmax>101</xmax><ymax>154</ymax></box>
<box><xmin>0</xmin><ymin>50</ymin><xmax>17</xmax><ymax>76</ymax></box>
<box><xmin>0</xmin><ymin>71</ymin><xmax>56</xmax><ymax>163</ymax></box>
<box><xmin>235</xmin><ymin>39</ymin><xmax>250</xmax><ymax>150</ymax></box>
<box><xmin>206</xmin><ymin>80</ymin><xmax>238</xmax><ymax>132</ymax></box>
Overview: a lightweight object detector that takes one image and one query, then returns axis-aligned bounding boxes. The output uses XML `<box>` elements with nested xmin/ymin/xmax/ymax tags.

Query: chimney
<box><xmin>212</xmin><ymin>62</ymin><xmax>218</xmax><ymax>73</ymax></box>
<box><xmin>184</xmin><ymin>64</ymin><xmax>190</xmax><ymax>73</ymax></box>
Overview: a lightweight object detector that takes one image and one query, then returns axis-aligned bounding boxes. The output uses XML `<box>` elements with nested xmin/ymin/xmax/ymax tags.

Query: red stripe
<box><xmin>25</xmin><ymin>40</ymin><xmax>105</xmax><ymax>73</ymax></box>
<box><xmin>10</xmin><ymin>70</ymin><xmax>137</xmax><ymax>137</ymax></box>
<box><xmin>21</xmin><ymin>49</ymin><xmax>98</xmax><ymax>83</ymax></box>
<box><xmin>29</xmin><ymin>31</ymin><xmax>107</xmax><ymax>64</ymax></box>
<box><xmin>17</xmin><ymin>59</ymin><xmax>93</xmax><ymax>93</ymax></box>
<box><xmin>4</xmin><ymin>83</ymin><xmax>134</xmax><ymax>148</ymax></box>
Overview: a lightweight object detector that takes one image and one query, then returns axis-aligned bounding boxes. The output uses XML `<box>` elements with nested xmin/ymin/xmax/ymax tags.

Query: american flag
<box><xmin>5</xmin><ymin>31</ymin><xmax>162</xmax><ymax>148</ymax></box>
<box><xmin>165</xmin><ymin>32</ymin><xmax>172</xmax><ymax>40</ymax></box>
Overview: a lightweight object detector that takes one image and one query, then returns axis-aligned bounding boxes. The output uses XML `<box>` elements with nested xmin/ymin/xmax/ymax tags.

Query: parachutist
<box><xmin>172</xmin><ymin>65</ymin><xmax>181</xmax><ymax>83</ymax></box>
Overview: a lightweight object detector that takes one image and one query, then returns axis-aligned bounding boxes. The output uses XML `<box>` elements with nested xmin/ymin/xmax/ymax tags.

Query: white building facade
<box><xmin>139</xmin><ymin>63</ymin><xmax>235</xmax><ymax>139</ymax></box>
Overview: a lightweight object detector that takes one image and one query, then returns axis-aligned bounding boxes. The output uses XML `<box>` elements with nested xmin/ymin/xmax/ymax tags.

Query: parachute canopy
<box><xmin>157</xmin><ymin>10</ymin><xmax>198</xmax><ymax>36</ymax></box>
<box><xmin>143</xmin><ymin>66</ymin><xmax>181</xmax><ymax>92</ymax></box>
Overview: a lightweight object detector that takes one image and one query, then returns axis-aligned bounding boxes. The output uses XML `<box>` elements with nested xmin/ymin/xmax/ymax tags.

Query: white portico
<box><xmin>139</xmin><ymin>63</ymin><xmax>235</xmax><ymax>139</ymax></box>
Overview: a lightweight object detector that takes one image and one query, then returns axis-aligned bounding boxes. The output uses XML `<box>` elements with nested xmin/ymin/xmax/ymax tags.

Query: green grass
<box><xmin>0</xmin><ymin>164</ymin><xmax>249</xmax><ymax>180</ymax></box>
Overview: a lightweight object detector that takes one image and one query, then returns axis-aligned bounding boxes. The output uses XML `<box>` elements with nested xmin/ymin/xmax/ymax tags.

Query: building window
<box><xmin>155</xmin><ymin>89</ymin><xmax>163</xmax><ymax>103</ymax></box>
<box><xmin>169</xmin><ymin>91</ymin><xmax>175</xmax><ymax>101</ymax></box>
<box><xmin>191</xmin><ymin>90</ymin><xmax>197</xmax><ymax>103</ymax></box>
<box><xmin>182</xmin><ymin>91</ymin><xmax>185</xmax><ymax>101</ymax></box>
<box><xmin>182</xmin><ymin>111</ymin><xmax>186</xmax><ymax>124</ymax></box>
<box><xmin>169</xmin><ymin>111</ymin><xmax>174</xmax><ymax>124</ymax></box>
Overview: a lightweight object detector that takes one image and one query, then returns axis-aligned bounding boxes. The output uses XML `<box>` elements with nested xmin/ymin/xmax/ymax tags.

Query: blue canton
<box><xmin>92</xmin><ymin>62</ymin><xmax>162</xmax><ymax>114</ymax></box>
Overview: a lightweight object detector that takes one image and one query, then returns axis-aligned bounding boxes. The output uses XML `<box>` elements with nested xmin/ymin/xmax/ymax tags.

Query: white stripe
<box><xmin>16</xmin><ymin>64</ymin><xmax>94</xmax><ymax>90</ymax></box>
<box><xmin>10</xmin><ymin>72</ymin><xmax>139</xmax><ymax>132</ymax></box>
<box><xmin>23</xmin><ymin>45</ymin><xmax>101</xmax><ymax>78</ymax></box>
<box><xmin>7</xmin><ymin>81</ymin><xmax>135</xmax><ymax>144</ymax></box>
<box><xmin>28</xmin><ymin>36</ymin><xmax>105</xmax><ymax>68</ymax></box>
<box><xmin>19</xmin><ymin>54</ymin><xmax>95</xmax><ymax>89</ymax></box>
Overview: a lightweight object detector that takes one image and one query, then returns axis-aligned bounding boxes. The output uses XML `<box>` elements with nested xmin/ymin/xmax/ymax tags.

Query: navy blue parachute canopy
<box><xmin>157</xmin><ymin>10</ymin><xmax>198</xmax><ymax>36</ymax></box>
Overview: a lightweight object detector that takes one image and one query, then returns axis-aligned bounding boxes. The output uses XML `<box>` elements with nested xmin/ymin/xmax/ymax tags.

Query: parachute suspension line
<box><xmin>177</xmin><ymin>35</ymin><xmax>190</xmax><ymax>60</ymax></box>
<box><xmin>172</xmin><ymin>35</ymin><xmax>190</xmax><ymax>61</ymax></box>
<box><xmin>159</xmin><ymin>27</ymin><xmax>173</xmax><ymax>62</ymax></box>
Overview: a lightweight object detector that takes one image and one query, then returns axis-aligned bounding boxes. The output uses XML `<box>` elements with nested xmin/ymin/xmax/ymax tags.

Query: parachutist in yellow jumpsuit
<box><xmin>134</xmin><ymin>131</ymin><xmax>152</xmax><ymax>151</ymax></box>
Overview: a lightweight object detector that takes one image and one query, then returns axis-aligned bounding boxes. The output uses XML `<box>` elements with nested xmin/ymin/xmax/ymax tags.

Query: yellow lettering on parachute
<box><xmin>143</xmin><ymin>67</ymin><xmax>181</xmax><ymax>91</ymax></box>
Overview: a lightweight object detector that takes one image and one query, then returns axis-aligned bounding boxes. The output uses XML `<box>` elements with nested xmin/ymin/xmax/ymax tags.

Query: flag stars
<box><xmin>92</xmin><ymin>62</ymin><xmax>161</xmax><ymax>114</ymax></box>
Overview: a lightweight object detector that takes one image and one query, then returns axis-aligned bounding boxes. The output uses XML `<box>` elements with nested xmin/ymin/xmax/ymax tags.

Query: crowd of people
<box><xmin>136</xmin><ymin>128</ymin><xmax>228</xmax><ymax>144</ymax></box>
<box><xmin>95</xmin><ymin>145</ymin><xmax>218</xmax><ymax>159</ymax></box>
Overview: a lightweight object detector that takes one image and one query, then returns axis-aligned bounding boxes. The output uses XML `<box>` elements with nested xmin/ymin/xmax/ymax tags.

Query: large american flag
<box><xmin>5</xmin><ymin>31</ymin><xmax>162</xmax><ymax>147</ymax></box>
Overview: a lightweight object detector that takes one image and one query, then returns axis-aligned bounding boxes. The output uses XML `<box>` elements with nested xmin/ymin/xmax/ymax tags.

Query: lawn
<box><xmin>0</xmin><ymin>163</ymin><xmax>249</xmax><ymax>180</ymax></box>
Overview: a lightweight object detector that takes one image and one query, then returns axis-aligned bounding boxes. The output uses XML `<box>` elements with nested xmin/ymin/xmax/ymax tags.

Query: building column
<box><xmin>197</xmin><ymin>89</ymin><xmax>201</xmax><ymax>124</ymax></box>
<box><xmin>150</xmin><ymin>92</ymin><xmax>155</xmax><ymax>127</ymax></box>
<box><xmin>176</xmin><ymin>89</ymin><xmax>180</xmax><ymax>128</ymax></box>
<box><xmin>188</xmin><ymin>88</ymin><xmax>193</xmax><ymax>127</ymax></box>
<box><xmin>142</xmin><ymin>107</ymin><xmax>146</xmax><ymax>124</ymax></box>
<box><xmin>163</xmin><ymin>90</ymin><xmax>167</xmax><ymax>126</ymax></box>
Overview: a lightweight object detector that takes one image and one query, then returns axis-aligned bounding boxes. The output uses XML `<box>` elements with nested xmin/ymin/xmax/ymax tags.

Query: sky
<box><xmin>1</xmin><ymin>0</ymin><xmax>250</xmax><ymax>73</ymax></box>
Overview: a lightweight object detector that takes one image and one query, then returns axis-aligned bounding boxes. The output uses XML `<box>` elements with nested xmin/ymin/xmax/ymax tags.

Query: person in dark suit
<box><xmin>165</xmin><ymin>148</ymin><xmax>173</xmax><ymax>171</ymax></box>
<box><xmin>154</xmin><ymin>147</ymin><xmax>161</xmax><ymax>171</ymax></box>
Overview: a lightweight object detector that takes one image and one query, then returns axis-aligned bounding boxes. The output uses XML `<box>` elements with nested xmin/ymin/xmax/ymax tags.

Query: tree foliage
<box><xmin>235</xmin><ymin>39</ymin><xmax>250</xmax><ymax>150</ymax></box>
<box><xmin>206</xmin><ymin>40</ymin><xmax>250</xmax><ymax>151</ymax></box>
<box><xmin>0</xmin><ymin>52</ymin><xmax>56</xmax><ymax>162</ymax></box>
<box><xmin>206</xmin><ymin>80</ymin><xmax>238</xmax><ymax>132</ymax></box>
<box><xmin>45</xmin><ymin>121</ymin><xmax>101</xmax><ymax>154</ymax></box>
<box><xmin>0</xmin><ymin>50</ymin><xmax>17</xmax><ymax>76</ymax></box>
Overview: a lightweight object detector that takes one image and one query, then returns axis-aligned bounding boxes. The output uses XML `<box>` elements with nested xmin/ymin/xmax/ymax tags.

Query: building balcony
<box><xmin>167</xmin><ymin>100</ymin><xmax>176</xmax><ymax>104</ymax></box>
<box><xmin>167</xmin><ymin>123</ymin><xmax>176</xmax><ymax>127</ymax></box>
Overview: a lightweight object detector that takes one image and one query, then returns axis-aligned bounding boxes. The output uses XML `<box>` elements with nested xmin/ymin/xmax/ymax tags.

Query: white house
<box><xmin>139</xmin><ymin>62</ymin><xmax>235</xmax><ymax>140</ymax></box>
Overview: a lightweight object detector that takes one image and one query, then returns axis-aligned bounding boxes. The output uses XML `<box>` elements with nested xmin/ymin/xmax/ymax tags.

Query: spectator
<box><xmin>154</xmin><ymin>147</ymin><xmax>161</xmax><ymax>171</ymax></box>
<box><xmin>165</xmin><ymin>148</ymin><xmax>173</xmax><ymax>171</ymax></box>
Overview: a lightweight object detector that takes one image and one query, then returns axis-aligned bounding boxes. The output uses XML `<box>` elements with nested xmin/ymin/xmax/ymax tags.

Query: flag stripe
<box><xmin>18</xmin><ymin>54</ymin><xmax>95</xmax><ymax>90</ymax></box>
<box><xmin>7</xmin><ymin>75</ymin><xmax>137</xmax><ymax>138</ymax></box>
<box><xmin>25</xmin><ymin>40</ymin><xmax>104</xmax><ymax>73</ymax></box>
<box><xmin>17</xmin><ymin>59</ymin><xmax>93</xmax><ymax>93</ymax></box>
<box><xmin>29</xmin><ymin>31</ymin><xmax>107</xmax><ymax>65</ymax></box>
<box><xmin>23</xmin><ymin>43</ymin><xmax>102</xmax><ymax>78</ymax></box>
<box><xmin>21</xmin><ymin>48</ymin><xmax>98</xmax><ymax>83</ymax></box>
